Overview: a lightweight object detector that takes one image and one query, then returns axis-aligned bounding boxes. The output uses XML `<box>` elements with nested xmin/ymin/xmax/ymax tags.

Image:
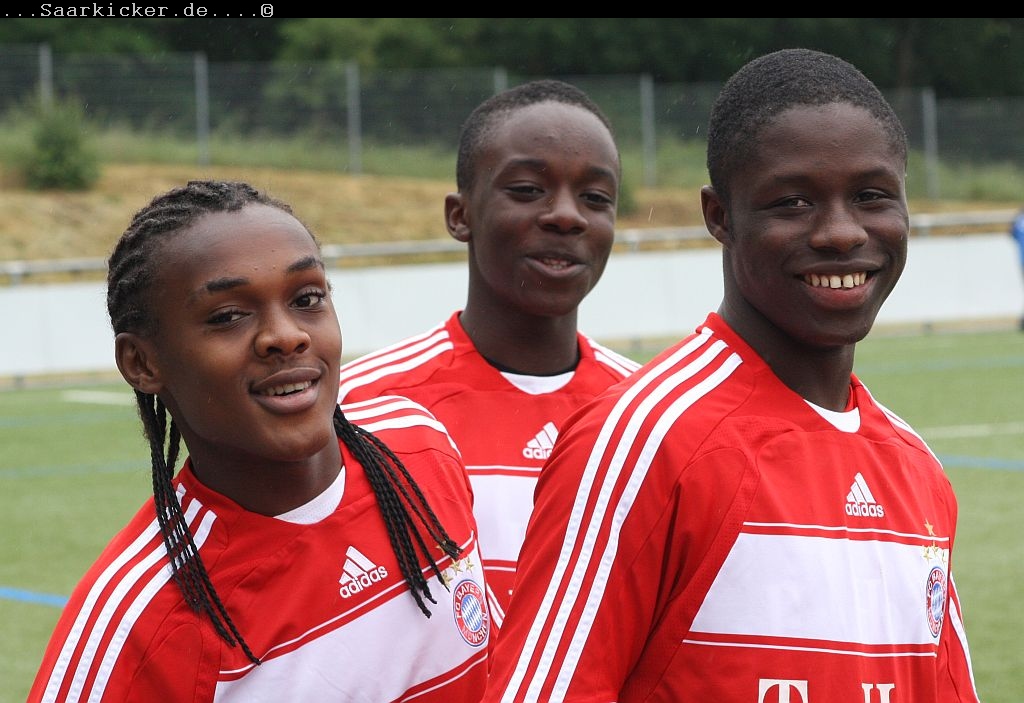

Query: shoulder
<box><xmin>338</xmin><ymin>320</ymin><xmax>456</xmax><ymax>403</ymax></box>
<box><xmin>562</xmin><ymin>327</ymin><xmax>751</xmax><ymax>456</ymax></box>
<box><xmin>582</xmin><ymin>335</ymin><xmax>643</xmax><ymax>378</ymax></box>
<box><xmin>30</xmin><ymin>507</ymin><xmax>212</xmax><ymax>702</ymax></box>
<box><xmin>340</xmin><ymin>394</ymin><xmax>461</xmax><ymax>458</ymax></box>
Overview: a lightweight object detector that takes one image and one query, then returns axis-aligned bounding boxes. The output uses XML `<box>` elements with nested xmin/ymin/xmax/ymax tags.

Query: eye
<box><xmin>582</xmin><ymin>191</ymin><xmax>615</xmax><ymax>208</ymax></box>
<box><xmin>775</xmin><ymin>195</ymin><xmax>812</xmax><ymax>209</ymax></box>
<box><xmin>207</xmin><ymin>308</ymin><xmax>246</xmax><ymax>325</ymax></box>
<box><xmin>294</xmin><ymin>288</ymin><xmax>328</xmax><ymax>309</ymax></box>
<box><xmin>855</xmin><ymin>190</ymin><xmax>889</xmax><ymax>203</ymax></box>
<box><xmin>506</xmin><ymin>183</ymin><xmax>544</xmax><ymax>199</ymax></box>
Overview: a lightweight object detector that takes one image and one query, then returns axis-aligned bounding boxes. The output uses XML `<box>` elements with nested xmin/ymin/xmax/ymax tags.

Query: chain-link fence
<box><xmin>3</xmin><ymin>43</ymin><xmax>1024</xmax><ymax>196</ymax></box>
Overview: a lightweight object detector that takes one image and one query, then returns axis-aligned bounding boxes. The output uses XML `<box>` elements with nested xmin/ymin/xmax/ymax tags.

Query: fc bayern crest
<box><xmin>925</xmin><ymin>566</ymin><xmax>947</xmax><ymax>638</ymax></box>
<box><xmin>452</xmin><ymin>579</ymin><xmax>489</xmax><ymax>647</ymax></box>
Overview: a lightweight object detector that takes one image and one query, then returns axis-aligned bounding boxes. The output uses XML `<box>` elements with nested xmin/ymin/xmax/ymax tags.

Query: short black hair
<box><xmin>455</xmin><ymin>78</ymin><xmax>616</xmax><ymax>191</ymax></box>
<box><xmin>706</xmin><ymin>48</ymin><xmax>907</xmax><ymax>204</ymax></box>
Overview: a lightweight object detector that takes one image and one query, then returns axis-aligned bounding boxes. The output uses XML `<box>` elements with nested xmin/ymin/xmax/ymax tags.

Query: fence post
<box><xmin>346</xmin><ymin>61</ymin><xmax>362</xmax><ymax>175</ymax></box>
<box><xmin>640</xmin><ymin>73</ymin><xmax>656</xmax><ymax>187</ymax></box>
<box><xmin>922</xmin><ymin>86</ymin><xmax>940</xmax><ymax>201</ymax></box>
<box><xmin>38</xmin><ymin>43</ymin><xmax>53</xmax><ymax>108</ymax></box>
<box><xmin>194</xmin><ymin>52</ymin><xmax>210</xmax><ymax>167</ymax></box>
<box><xmin>493</xmin><ymin>66</ymin><xmax>508</xmax><ymax>93</ymax></box>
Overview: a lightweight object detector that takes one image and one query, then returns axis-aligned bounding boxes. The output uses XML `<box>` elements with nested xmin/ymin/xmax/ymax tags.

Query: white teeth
<box><xmin>805</xmin><ymin>272</ymin><xmax>866</xmax><ymax>289</ymax></box>
<box><xmin>541</xmin><ymin>257</ymin><xmax>571</xmax><ymax>269</ymax></box>
<box><xmin>260</xmin><ymin>381</ymin><xmax>312</xmax><ymax>397</ymax></box>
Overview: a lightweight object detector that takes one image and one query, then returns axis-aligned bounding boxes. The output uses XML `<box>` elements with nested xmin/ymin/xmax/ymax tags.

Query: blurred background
<box><xmin>2</xmin><ymin>18</ymin><xmax>1024</xmax><ymax>191</ymax></box>
<box><xmin>1</xmin><ymin>18</ymin><xmax>1022</xmax><ymax>703</ymax></box>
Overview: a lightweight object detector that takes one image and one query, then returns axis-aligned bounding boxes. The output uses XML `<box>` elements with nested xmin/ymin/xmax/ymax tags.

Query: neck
<box><xmin>458</xmin><ymin>308</ymin><xmax>580</xmax><ymax>376</ymax></box>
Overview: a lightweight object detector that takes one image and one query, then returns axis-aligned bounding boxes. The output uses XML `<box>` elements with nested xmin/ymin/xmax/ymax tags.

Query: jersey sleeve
<box><xmin>935</xmin><ymin>572</ymin><xmax>981</xmax><ymax>702</ymax></box>
<box><xmin>483</xmin><ymin>402</ymin><xmax>671</xmax><ymax>702</ymax></box>
<box><xmin>29</xmin><ymin>604</ymin><xmax>210</xmax><ymax>703</ymax></box>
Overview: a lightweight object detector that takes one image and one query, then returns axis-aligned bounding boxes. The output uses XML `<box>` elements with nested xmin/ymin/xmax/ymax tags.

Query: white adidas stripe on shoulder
<box><xmin>589</xmin><ymin>339</ymin><xmax>642</xmax><ymax>377</ymax></box>
<box><xmin>338</xmin><ymin>322</ymin><xmax>448</xmax><ymax>379</ymax></box>
<box><xmin>42</xmin><ymin>491</ymin><xmax>215</xmax><ymax>703</ymax></box>
<box><xmin>338</xmin><ymin>326</ymin><xmax>452</xmax><ymax>402</ymax></box>
<box><xmin>503</xmin><ymin>328</ymin><xmax>745</xmax><ymax>700</ymax></box>
<box><xmin>341</xmin><ymin>395</ymin><xmax>459</xmax><ymax>454</ymax></box>
<box><xmin>864</xmin><ymin>386</ymin><xmax>941</xmax><ymax>463</ymax></box>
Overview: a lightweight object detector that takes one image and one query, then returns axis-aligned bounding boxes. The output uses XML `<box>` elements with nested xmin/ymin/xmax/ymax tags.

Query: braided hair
<box><xmin>106</xmin><ymin>180</ymin><xmax>462</xmax><ymax>664</ymax></box>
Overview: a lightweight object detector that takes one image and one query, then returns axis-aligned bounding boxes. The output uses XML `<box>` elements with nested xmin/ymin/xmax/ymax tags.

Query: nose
<box><xmin>809</xmin><ymin>203</ymin><xmax>869</xmax><ymax>253</ymax></box>
<box><xmin>254</xmin><ymin>308</ymin><xmax>311</xmax><ymax>357</ymax></box>
<box><xmin>538</xmin><ymin>189</ymin><xmax>587</xmax><ymax>234</ymax></box>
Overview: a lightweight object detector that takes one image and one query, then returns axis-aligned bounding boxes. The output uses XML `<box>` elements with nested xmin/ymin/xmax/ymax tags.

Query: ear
<box><xmin>114</xmin><ymin>332</ymin><xmax>163</xmax><ymax>395</ymax></box>
<box><xmin>445</xmin><ymin>192</ymin><xmax>471</xmax><ymax>243</ymax></box>
<box><xmin>701</xmin><ymin>185</ymin><xmax>731</xmax><ymax>246</ymax></box>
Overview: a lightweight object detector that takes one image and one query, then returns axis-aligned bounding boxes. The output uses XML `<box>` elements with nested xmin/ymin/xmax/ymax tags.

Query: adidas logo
<box><xmin>845</xmin><ymin>472</ymin><xmax>885</xmax><ymax>518</ymax></box>
<box><xmin>522</xmin><ymin>421</ymin><xmax>559</xmax><ymax>460</ymax></box>
<box><xmin>338</xmin><ymin>545</ymin><xmax>388</xmax><ymax>598</ymax></box>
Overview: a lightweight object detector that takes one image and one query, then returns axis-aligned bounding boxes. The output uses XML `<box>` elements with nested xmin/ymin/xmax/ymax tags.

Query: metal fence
<box><xmin>3</xmin><ymin>43</ymin><xmax>1024</xmax><ymax>195</ymax></box>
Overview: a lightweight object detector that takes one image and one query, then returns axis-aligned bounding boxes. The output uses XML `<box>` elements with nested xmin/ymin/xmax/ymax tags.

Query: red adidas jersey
<box><xmin>30</xmin><ymin>396</ymin><xmax>489</xmax><ymax>703</ymax></box>
<box><xmin>484</xmin><ymin>313</ymin><xmax>980</xmax><ymax>703</ymax></box>
<box><xmin>337</xmin><ymin>311</ymin><xmax>639</xmax><ymax>631</ymax></box>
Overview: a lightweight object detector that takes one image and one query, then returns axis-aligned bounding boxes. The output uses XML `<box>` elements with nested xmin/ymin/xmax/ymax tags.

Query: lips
<box><xmin>251</xmin><ymin>368</ymin><xmax>322</xmax><ymax>396</ymax></box>
<box><xmin>803</xmin><ymin>272</ymin><xmax>867</xmax><ymax>289</ymax></box>
<box><xmin>256</xmin><ymin>380</ymin><xmax>313</xmax><ymax>397</ymax></box>
<box><xmin>529</xmin><ymin>251</ymin><xmax>584</xmax><ymax>271</ymax></box>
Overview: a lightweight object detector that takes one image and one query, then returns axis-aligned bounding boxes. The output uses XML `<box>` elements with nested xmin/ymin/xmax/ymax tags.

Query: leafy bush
<box><xmin>14</xmin><ymin>97</ymin><xmax>100</xmax><ymax>191</ymax></box>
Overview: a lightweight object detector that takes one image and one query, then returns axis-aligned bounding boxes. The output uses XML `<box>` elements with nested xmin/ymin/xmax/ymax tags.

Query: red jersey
<box><xmin>337</xmin><ymin>311</ymin><xmax>639</xmax><ymax>631</ymax></box>
<box><xmin>30</xmin><ymin>395</ymin><xmax>489</xmax><ymax>703</ymax></box>
<box><xmin>485</xmin><ymin>313</ymin><xmax>979</xmax><ymax>703</ymax></box>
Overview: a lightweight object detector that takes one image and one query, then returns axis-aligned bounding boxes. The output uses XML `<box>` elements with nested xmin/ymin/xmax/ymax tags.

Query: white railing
<box><xmin>1</xmin><ymin>210</ymin><xmax>1016</xmax><ymax>284</ymax></box>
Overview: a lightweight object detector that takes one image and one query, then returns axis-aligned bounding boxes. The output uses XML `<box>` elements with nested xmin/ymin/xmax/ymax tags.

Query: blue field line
<box><xmin>0</xmin><ymin>586</ymin><xmax>68</xmax><ymax>608</ymax></box>
<box><xmin>937</xmin><ymin>454</ymin><xmax>1024</xmax><ymax>472</ymax></box>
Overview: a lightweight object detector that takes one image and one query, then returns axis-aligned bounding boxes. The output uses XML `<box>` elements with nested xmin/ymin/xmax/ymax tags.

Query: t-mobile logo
<box><xmin>757</xmin><ymin>679</ymin><xmax>895</xmax><ymax>702</ymax></box>
<box><xmin>758</xmin><ymin>680</ymin><xmax>807</xmax><ymax>703</ymax></box>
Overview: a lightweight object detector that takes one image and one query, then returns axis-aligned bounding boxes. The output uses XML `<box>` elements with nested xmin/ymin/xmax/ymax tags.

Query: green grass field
<box><xmin>2</xmin><ymin>328</ymin><xmax>1022</xmax><ymax>702</ymax></box>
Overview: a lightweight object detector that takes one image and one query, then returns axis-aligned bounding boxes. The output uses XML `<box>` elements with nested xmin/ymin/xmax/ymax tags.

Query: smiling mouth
<box><xmin>803</xmin><ymin>272</ymin><xmax>867</xmax><ymax>289</ymax></box>
<box><xmin>534</xmin><ymin>255</ymin><xmax>579</xmax><ymax>270</ymax></box>
<box><xmin>256</xmin><ymin>381</ymin><xmax>314</xmax><ymax>397</ymax></box>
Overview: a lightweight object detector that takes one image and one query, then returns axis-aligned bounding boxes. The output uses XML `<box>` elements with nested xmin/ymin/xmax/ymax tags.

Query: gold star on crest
<box><xmin>924</xmin><ymin>519</ymin><xmax>935</xmax><ymax>537</ymax></box>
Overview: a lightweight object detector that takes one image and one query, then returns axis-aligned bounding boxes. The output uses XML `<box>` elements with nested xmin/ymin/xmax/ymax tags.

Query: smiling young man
<box><xmin>337</xmin><ymin>80</ymin><xmax>639</xmax><ymax>633</ymax></box>
<box><xmin>30</xmin><ymin>181</ymin><xmax>488</xmax><ymax>702</ymax></box>
<box><xmin>483</xmin><ymin>50</ymin><xmax>980</xmax><ymax>702</ymax></box>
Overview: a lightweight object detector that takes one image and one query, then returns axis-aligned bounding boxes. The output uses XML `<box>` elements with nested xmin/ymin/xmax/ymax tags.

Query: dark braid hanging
<box><xmin>334</xmin><ymin>406</ymin><xmax>461</xmax><ymax>616</ymax></box>
<box><xmin>106</xmin><ymin>180</ymin><xmax>463</xmax><ymax>665</ymax></box>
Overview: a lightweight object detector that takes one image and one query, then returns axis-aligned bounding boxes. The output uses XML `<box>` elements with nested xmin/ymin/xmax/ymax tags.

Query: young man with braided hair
<box><xmin>30</xmin><ymin>180</ymin><xmax>489</xmax><ymax>702</ymax></box>
<box><xmin>337</xmin><ymin>79</ymin><xmax>639</xmax><ymax>634</ymax></box>
<box><xmin>484</xmin><ymin>49</ymin><xmax>980</xmax><ymax>702</ymax></box>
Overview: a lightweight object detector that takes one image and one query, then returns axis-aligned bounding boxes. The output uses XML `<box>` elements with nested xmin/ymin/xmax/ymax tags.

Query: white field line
<box><xmin>61</xmin><ymin>390</ymin><xmax>134</xmax><ymax>406</ymax></box>
<box><xmin>56</xmin><ymin>390</ymin><xmax>1024</xmax><ymax>438</ymax></box>
<box><xmin>921</xmin><ymin>422</ymin><xmax>1024</xmax><ymax>439</ymax></box>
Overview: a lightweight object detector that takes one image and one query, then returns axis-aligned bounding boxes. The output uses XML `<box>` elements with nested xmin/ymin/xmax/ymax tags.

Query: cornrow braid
<box><xmin>334</xmin><ymin>406</ymin><xmax>462</xmax><ymax>615</ymax></box>
<box><xmin>107</xmin><ymin>180</ymin><xmax>463</xmax><ymax>664</ymax></box>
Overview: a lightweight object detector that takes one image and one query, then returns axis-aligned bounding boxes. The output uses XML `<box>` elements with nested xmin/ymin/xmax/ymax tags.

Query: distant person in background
<box><xmin>1012</xmin><ymin>207</ymin><xmax>1024</xmax><ymax>330</ymax></box>
<box><xmin>337</xmin><ymin>79</ymin><xmax>640</xmax><ymax>634</ymax></box>
<box><xmin>30</xmin><ymin>180</ymin><xmax>488</xmax><ymax>702</ymax></box>
<box><xmin>483</xmin><ymin>48</ymin><xmax>979</xmax><ymax>702</ymax></box>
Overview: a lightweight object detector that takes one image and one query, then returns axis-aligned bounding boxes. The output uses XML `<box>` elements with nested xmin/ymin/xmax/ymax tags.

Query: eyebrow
<box><xmin>192</xmin><ymin>255</ymin><xmax>325</xmax><ymax>299</ymax></box>
<box><xmin>504</xmin><ymin>157</ymin><xmax>618</xmax><ymax>183</ymax></box>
